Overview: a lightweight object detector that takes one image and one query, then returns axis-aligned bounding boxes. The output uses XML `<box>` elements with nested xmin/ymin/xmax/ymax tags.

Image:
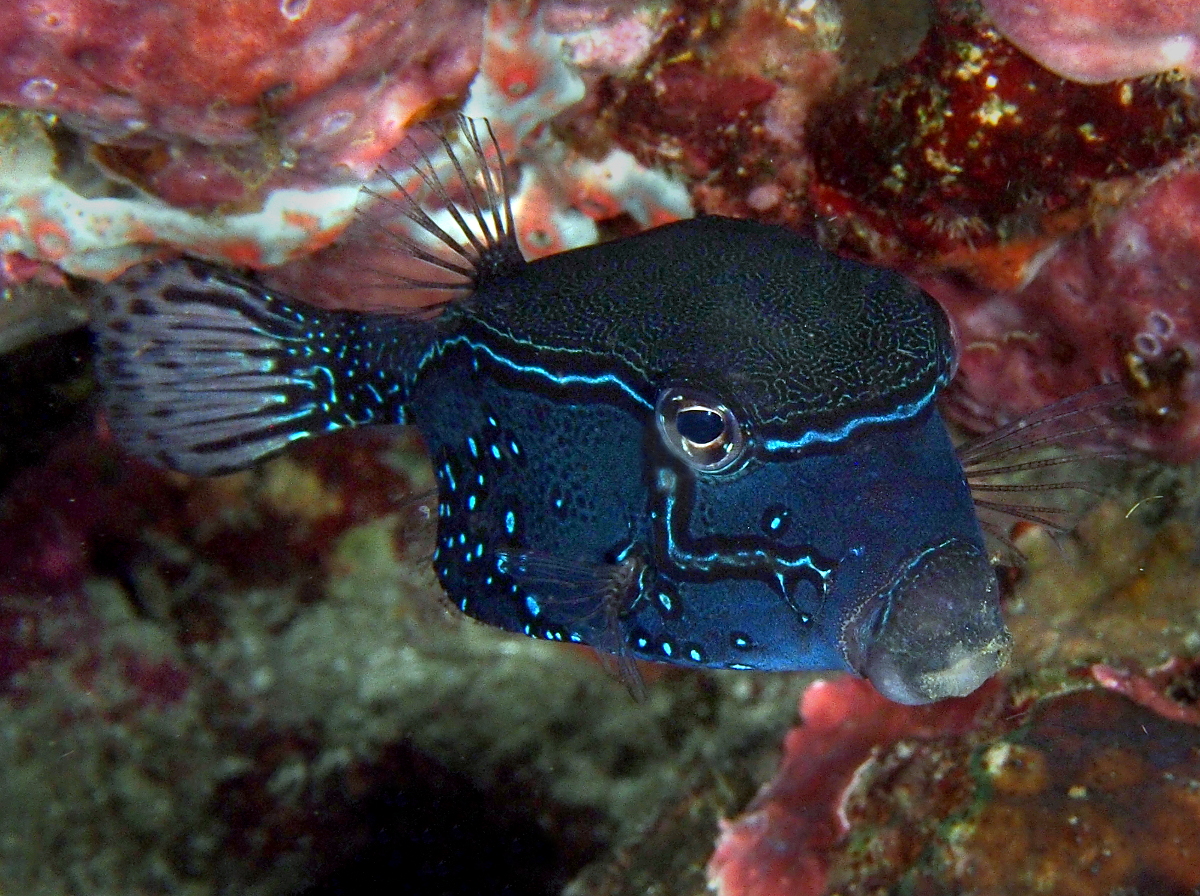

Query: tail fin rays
<box><xmin>93</xmin><ymin>259</ymin><xmax>354</xmax><ymax>476</ymax></box>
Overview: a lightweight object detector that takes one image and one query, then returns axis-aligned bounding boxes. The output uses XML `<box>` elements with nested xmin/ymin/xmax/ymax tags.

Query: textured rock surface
<box><xmin>710</xmin><ymin>673</ymin><xmax>1200</xmax><ymax>896</ymax></box>
<box><xmin>927</xmin><ymin>165</ymin><xmax>1200</xmax><ymax>462</ymax></box>
<box><xmin>0</xmin><ymin>0</ymin><xmax>483</xmax><ymax>183</ymax></box>
<box><xmin>981</xmin><ymin>0</ymin><xmax>1200</xmax><ymax>83</ymax></box>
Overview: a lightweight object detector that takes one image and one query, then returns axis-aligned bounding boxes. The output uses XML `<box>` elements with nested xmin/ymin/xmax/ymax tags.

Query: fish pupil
<box><xmin>676</xmin><ymin>407</ymin><xmax>725</xmax><ymax>445</ymax></box>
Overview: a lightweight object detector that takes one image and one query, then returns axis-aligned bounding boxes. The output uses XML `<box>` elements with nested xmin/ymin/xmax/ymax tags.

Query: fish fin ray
<box><xmin>957</xmin><ymin>384</ymin><xmax>1138</xmax><ymax>557</ymax></box>
<box><xmin>93</xmin><ymin>259</ymin><xmax>349</xmax><ymax>476</ymax></box>
<box><xmin>357</xmin><ymin>114</ymin><xmax>526</xmax><ymax>295</ymax></box>
<box><xmin>496</xmin><ymin>549</ymin><xmax>648</xmax><ymax>699</ymax></box>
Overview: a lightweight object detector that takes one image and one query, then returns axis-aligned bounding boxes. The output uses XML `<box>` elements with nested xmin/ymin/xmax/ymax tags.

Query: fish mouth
<box><xmin>840</xmin><ymin>538</ymin><xmax>1013</xmax><ymax>705</ymax></box>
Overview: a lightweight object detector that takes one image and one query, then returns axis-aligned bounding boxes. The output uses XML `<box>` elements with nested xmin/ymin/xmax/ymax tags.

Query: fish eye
<box><xmin>655</xmin><ymin>387</ymin><xmax>747</xmax><ymax>473</ymax></box>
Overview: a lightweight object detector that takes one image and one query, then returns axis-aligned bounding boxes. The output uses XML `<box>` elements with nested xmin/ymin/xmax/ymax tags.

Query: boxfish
<box><xmin>90</xmin><ymin>116</ymin><xmax>1023</xmax><ymax>705</ymax></box>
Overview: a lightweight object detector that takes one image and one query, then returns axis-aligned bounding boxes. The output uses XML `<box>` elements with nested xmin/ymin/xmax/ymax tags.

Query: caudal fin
<box><xmin>92</xmin><ymin>258</ymin><xmax>358</xmax><ymax>476</ymax></box>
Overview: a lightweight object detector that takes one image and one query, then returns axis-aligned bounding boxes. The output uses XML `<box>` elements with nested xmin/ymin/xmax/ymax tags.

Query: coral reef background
<box><xmin>4</xmin><ymin>0</ymin><xmax>1200</xmax><ymax>893</ymax></box>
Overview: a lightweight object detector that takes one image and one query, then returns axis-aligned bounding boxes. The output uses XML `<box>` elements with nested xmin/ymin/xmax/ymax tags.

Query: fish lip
<box><xmin>839</xmin><ymin>537</ymin><xmax>1013</xmax><ymax>705</ymax></box>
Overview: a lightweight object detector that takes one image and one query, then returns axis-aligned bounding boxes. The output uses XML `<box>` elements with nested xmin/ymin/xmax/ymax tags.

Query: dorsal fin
<box><xmin>356</xmin><ymin>114</ymin><xmax>527</xmax><ymax>297</ymax></box>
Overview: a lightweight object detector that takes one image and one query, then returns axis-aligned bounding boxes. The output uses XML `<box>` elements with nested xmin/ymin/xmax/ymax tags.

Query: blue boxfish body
<box><xmin>91</xmin><ymin>117</ymin><xmax>1013</xmax><ymax>704</ymax></box>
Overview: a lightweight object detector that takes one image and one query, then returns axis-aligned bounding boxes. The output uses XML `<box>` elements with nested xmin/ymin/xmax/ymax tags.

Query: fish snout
<box><xmin>840</xmin><ymin>538</ymin><xmax>1012</xmax><ymax>705</ymax></box>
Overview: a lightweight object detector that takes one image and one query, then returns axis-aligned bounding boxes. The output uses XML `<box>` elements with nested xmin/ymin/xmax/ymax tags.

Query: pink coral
<box><xmin>0</xmin><ymin>1</ymin><xmax>692</xmax><ymax>289</ymax></box>
<box><xmin>0</xmin><ymin>0</ymin><xmax>483</xmax><ymax>281</ymax></box>
<box><xmin>1</xmin><ymin>0</ymin><xmax>481</xmax><ymax>179</ymax></box>
<box><xmin>925</xmin><ymin>163</ymin><xmax>1200</xmax><ymax>461</ymax></box>
<box><xmin>710</xmin><ymin>674</ymin><xmax>1200</xmax><ymax>896</ymax></box>
<box><xmin>981</xmin><ymin>0</ymin><xmax>1200</xmax><ymax>83</ymax></box>
<box><xmin>707</xmin><ymin>676</ymin><xmax>1000</xmax><ymax>896</ymax></box>
<box><xmin>1092</xmin><ymin>658</ymin><xmax>1200</xmax><ymax>725</ymax></box>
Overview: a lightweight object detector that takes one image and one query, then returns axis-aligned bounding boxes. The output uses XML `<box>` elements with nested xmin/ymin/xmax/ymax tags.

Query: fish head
<box><xmin>635</xmin><ymin>367</ymin><xmax>1011</xmax><ymax>704</ymax></box>
<box><xmin>593</xmin><ymin>217</ymin><xmax>1011</xmax><ymax>703</ymax></box>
